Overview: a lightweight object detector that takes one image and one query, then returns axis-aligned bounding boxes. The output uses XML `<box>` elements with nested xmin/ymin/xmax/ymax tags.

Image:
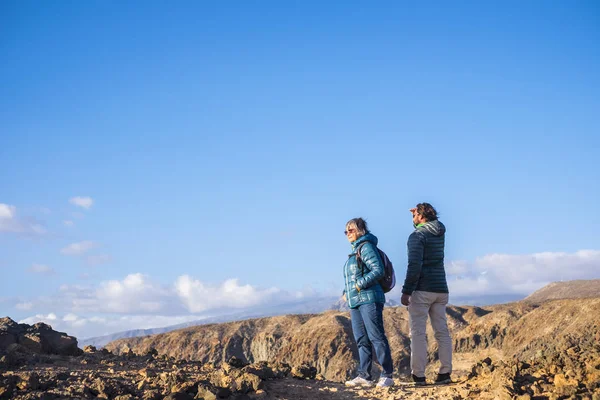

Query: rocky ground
<box><xmin>2</xmin><ymin>347</ymin><xmax>600</xmax><ymax>400</ymax></box>
<box><xmin>2</xmin><ymin>338</ymin><xmax>600</xmax><ymax>400</ymax></box>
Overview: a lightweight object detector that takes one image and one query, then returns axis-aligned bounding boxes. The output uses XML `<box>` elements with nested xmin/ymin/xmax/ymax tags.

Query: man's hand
<box><xmin>355</xmin><ymin>284</ymin><xmax>360</xmax><ymax>292</ymax></box>
<box><xmin>342</xmin><ymin>293</ymin><xmax>347</xmax><ymax>302</ymax></box>
<box><xmin>401</xmin><ymin>293</ymin><xmax>411</xmax><ymax>306</ymax></box>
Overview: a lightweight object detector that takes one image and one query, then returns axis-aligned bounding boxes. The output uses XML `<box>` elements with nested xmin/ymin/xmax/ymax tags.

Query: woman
<box><xmin>343</xmin><ymin>217</ymin><xmax>394</xmax><ymax>388</ymax></box>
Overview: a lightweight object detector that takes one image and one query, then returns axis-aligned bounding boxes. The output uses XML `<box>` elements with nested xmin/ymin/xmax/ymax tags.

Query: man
<box><xmin>401</xmin><ymin>203</ymin><xmax>452</xmax><ymax>385</ymax></box>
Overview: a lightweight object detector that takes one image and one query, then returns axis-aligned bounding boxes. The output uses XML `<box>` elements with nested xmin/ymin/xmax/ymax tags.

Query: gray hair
<box><xmin>346</xmin><ymin>217</ymin><xmax>368</xmax><ymax>237</ymax></box>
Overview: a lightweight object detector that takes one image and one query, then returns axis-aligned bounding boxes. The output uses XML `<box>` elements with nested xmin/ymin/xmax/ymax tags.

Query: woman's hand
<box><xmin>355</xmin><ymin>284</ymin><xmax>360</xmax><ymax>292</ymax></box>
<box><xmin>342</xmin><ymin>293</ymin><xmax>347</xmax><ymax>302</ymax></box>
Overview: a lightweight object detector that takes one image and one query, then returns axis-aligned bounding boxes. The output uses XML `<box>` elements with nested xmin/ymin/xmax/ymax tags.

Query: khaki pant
<box><xmin>408</xmin><ymin>290</ymin><xmax>453</xmax><ymax>377</ymax></box>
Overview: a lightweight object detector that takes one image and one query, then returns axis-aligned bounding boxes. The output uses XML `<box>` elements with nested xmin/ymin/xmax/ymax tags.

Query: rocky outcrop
<box><xmin>0</xmin><ymin>317</ymin><xmax>82</xmax><ymax>357</ymax></box>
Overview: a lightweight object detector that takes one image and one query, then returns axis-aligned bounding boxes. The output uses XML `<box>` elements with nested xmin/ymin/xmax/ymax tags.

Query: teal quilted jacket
<box><xmin>343</xmin><ymin>232</ymin><xmax>386</xmax><ymax>309</ymax></box>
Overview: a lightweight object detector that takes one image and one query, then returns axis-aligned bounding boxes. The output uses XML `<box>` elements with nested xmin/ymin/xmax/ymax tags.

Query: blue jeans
<box><xmin>350</xmin><ymin>302</ymin><xmax>393</xmax><ymax>380</ymax></box>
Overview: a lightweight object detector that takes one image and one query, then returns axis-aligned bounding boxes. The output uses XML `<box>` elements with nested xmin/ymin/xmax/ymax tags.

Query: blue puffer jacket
<box><xmin>343</xmin><ymin>232</ymin><xmax>386</xmax><ymax>309</ymax></box>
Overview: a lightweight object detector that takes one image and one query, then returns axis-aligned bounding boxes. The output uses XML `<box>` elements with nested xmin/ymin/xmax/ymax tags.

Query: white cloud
<box><xmin>17</xmin><ymin>273</ymin><xmax>306</xmax><ymax>318</ymax></box>
<box><xmin>94</xmin><ymin>273</ymin><xmax>171</xmax><ymax>313</ymax></box>
<box><xmin>447</xmin><ymin>250</ymin><xmax>600</xmax><ymax>297</ymax></box>
<box><xmin>63</xmin><ymin>220</ymin><xmax>74</xmax><ymax>227</ymax></box>
<box><xmin>69</xmin><ymin>196</ymin><xmax>93</xmax><ymax>210</ymax></box>
<box><xmin>31</xmin><ymin>312</ymin><xmax>58</xmax><ymax>321</ymax></box>
<box><xmin>0</xmin><ymin>204</ymin><xmax>16</xmax><ymax>219</ymax></box>
<box><xmin>175</xmin><ymin>276</ymin><xmax>282</xmax><ymax>313</ymax></box>
<box><xmin>61</xmin><ymin>241</ymin><xmax>97</xmax><ymax>256</ymax></box>
<box><xmin>0</xmin><ymin>203</ymin><xmax>47</xmax><ymax>235</ymax></box>
<box><xmin>43</xmin><ymin>274</ymin><xmax>179</xmax><ymax>315</ymax></box>
<box><xmin>27</xmin><ymin>264</ymin><xmax>55</xmax><ymax>275</ymax></box>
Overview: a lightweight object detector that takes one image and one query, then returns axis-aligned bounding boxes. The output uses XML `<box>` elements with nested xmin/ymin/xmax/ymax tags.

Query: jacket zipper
<box><xmin>344</xmin><ymin>258</ymin><xmax>353</xmax><ymax>308</ymax></box>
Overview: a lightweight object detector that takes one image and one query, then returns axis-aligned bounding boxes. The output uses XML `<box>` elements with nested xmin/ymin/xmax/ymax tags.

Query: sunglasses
<box><xmin>344</xmin><ymin>228</ymin><xmax>356</xmax><ymax>236</ymax></box>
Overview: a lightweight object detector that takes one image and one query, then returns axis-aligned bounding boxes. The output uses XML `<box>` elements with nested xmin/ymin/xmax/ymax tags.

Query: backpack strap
<box><xmin>355</xmin><ymin>242</ymin><xmax>368</xmax><ymax>272</ymax></box>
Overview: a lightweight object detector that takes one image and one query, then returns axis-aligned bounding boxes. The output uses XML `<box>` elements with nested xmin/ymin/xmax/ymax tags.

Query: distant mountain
<box><xmin>524</xmin><ymin>279</ymin><xmax>600</xmax><ymax>303</ymax></box>
<box><xmin>450</xmin><ymin>293</ymin><xmax>524</xmax><ymax>306</ymax></box>
<box><xmin>80</xmin><ymin>296</ymin><xmax>340</xmax><ymax>348</ymax></box>
<box><xmin>80</xmin><ymin>322</ymin><xmax>202</xmax><ymax>349</ymax></box>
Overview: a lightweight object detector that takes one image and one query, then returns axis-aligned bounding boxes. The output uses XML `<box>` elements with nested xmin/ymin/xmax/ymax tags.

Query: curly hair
<box><xmin>415</xmin><ymin>203</ymin><xmax>438</xmax><ymax>221</ymax></box>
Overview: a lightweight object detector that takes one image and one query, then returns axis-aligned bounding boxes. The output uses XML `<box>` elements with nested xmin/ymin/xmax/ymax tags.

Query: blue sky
<box><xmin>1</xmin><ymin>1</ymin><xmax>599</xmax><ymax>338</ymax></box>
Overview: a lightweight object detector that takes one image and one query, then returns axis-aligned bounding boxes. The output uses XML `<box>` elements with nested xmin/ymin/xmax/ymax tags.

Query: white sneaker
<box><xmin>345</xmin><ymin>376</ymin><xmax>374</xmax><ymax>387</ymax></box>
<box><xmin>376</xmin><ymin>377</ymin><xmax>394</xmax><ymax>387</ymax></box>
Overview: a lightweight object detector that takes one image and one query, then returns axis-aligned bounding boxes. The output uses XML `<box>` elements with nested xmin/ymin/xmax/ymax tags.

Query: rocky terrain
<box><xmin>2</xmin><ymin>281</ymin><xmax>600</xmax><ymax>399</ymax></box>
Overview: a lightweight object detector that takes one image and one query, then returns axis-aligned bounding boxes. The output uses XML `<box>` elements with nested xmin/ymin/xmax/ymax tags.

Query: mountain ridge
<box><xmin>524</xmin><ymin>278</ymin><xmax>600</xmax><ymax>303</ymax></box>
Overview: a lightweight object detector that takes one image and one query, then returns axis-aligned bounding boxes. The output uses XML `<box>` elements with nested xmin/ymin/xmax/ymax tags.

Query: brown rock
<box><xmin>228</xmin><ymin>356</ymin><xmax>247</xmax><ymax>368</ymax></box>
<box><xmin>141</xmin><ymin>390</ymin><xmax>162</xmax><ymax>400</ymax></box>
<box><xmin>221</xmin><ymin>362</ymin><xmax>235</xmax><ymax>374</ymax></box>
<box><xmin>138</xmin><ymin>367</ymin><xmax>156</xmax><ymax>379</ymax></box>
<box><xmin>210</xmin><ymin>369</ymin><xmax>234</xmax><ymax>389</ymax></box>
<box><xmin>291</xmin><ymin>364</ymin><xmax>317</xmax><ymax>380</ymax></box>
<box><xmin>554</xmin><ymin>373</ymin><xmax>578</xmax><ymax>388</ymax></box>
<box><xmin>91</xmin><ymin>377</ymin><xmax>117</xmax><ymax>397</ymax></box>
<box><xmin>195</xmin><ymin>384</ymin><xmax>217</xmax><ymax>400</ymax></box>
<box><xmin>0</xmin><ymin>318</ymin><xmax>82</xmax><ymax>356</ymax></box>
<box><xmin>233</xmin><ymin>372</ymin><xmax>263</xmax><ymax>393</ymax></box>
<box><xmin>242</xmin><ymin>363</ymin><xmax>274</xmax><ymax>380</ymax></box>
<box><xmin>21</xmin><ymin>334</ymin><xmax>44</xmax><ymax>353</ymax></box>
<box><xmin>16</xmin><ymin>372</ymin><xmax>40</xmax><ymax>390</ymax></box>
<box><xmin>84</xmin><ymin>345</ymin><xmax>97</xmax><ymax>353</ymax></box>
<box><xmin>268</xmin><ymin>362</ymin><xmax>291</xmax><ymax>379</ymax></box>
<box><xmin>171</xmin><ymin>381</ymin><xmax>198</xmax><ymax>396</ymax></box>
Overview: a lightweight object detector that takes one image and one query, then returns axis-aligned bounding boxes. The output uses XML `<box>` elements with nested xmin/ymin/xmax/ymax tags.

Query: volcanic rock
<box><xmin>0</xmin><ymin>317</ymin><xmax>81</xmax><ymax>357</ymax></box>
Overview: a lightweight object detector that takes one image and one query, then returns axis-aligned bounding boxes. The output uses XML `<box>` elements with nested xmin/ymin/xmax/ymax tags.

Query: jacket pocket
<box><xmin>356</xmin><ymin>290</ymin><xmax>364</xmax><ymax>304</ymax></box>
